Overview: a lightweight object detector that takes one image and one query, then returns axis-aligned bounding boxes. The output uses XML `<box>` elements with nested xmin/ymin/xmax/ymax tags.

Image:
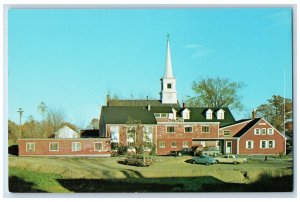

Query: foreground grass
<box><xmin>8</xmin><ymin>155</ymin><xmax>293</xmax><ymax>193</ymax></box>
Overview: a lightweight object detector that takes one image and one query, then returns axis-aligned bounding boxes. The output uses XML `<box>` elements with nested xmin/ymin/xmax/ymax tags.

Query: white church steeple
<box><xmin>160</xmin><ymin>34</ymin><xmax>177</xmax><ymax>104</ymax></box>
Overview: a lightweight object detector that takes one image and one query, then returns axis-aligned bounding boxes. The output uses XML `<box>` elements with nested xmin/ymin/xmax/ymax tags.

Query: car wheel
<box><xmin>215</xmin><ymin>160</ymin><xmax>219</xmax><ymax>164</ymax></box>
<box><xmin>233</xmin><ymin>161</ymin><xmax>238</xmax><ymax>165</ymax></box>
<box><xmin>206</xmin><ymin>162</ymin><xmax>210</xmax><ymax>165</ymax></box>
<box><xmin>192</xmin><ymin>160</ymin><xmax>196</xmax><ymax>164</ymax></box>
<box><xmin>178</xmin><ymin>152</ymin><xmax>182</xmax><ymax>157</ymax></box>
<box><xmin>124</xmin><ymin>161</ymin><xmax>128</xmax><ymax>165</ymax></box>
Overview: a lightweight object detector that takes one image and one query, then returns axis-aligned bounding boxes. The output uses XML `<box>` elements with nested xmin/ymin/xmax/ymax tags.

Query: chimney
<box><xmin>147</xmin><ymin>104</ymin><xmax>151</xmax><ymax>111</ymax></box>
<box><xmin>252</xmin><ymin>109</ymin><xmax>257</xmax><ymax>119</ymax></box>
<box><xmin>183</xmin><ymin>102</ymin><xmax>186</xmax><ymax>108</ymax></box>
<box><xmin>106</xmin><ymin>94</ymin><xmax>110</xmax><ymax>106</ymax></box>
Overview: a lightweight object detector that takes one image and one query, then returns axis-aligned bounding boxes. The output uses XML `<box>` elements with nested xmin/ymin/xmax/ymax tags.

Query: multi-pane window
<box><xmin>223</xmin><ymin>130</ymin><xmax>230</xmax><ymax>136</ymax></box>
<box><xmin>206</xmin><ymin>111</ymin><xmax>213</xmax><ymax>119</ymax></box>
<box><xmin>127</xmin><ymin>126</ymin><xmax>136</xmax><ymax>147</ymax></box>
<box><xmin>167</xmin><ymin>126</ymin><xmax>175</xmax><ymax>133</ymax></box>
<box><xmin>161</xmin><ymin>113</ymin><xmax>167</xmax><ymax>118</ymax></box>
<box><xmin>110</xmin><ymin>126</ymin><xmax>119</xmax><ymax>143</ymax></box>
<box><xmin>202</xmin><ymin>125</ymin><xmax>210</xmax><ymax>133</ymax></box>
<box><xmin>72</xmin><ymin>142</ymin><xmax>81</xmax><ymax>151</ymax></box>
<box><xmin>261</xmin><ymin>128</ymin><xmax>266</xmax><ymax>135</ymax></box>
<box><xmin>254</xmin><ymin>128</ymin><xmax>261</xmax><ymax>135</ymax></box>
<box><xmin>184</xmin><ymin>126</ymin><xmax>193</xmax><ymax>133</ymax></box>
<box><xmin>171</xmin><ymin>141</ymin><xmax>177</xmax><ymax>148</ymax></box>
<box><xmin>26</xmin><ymin>143</ymin><xmax>35</xmax><ymax>152</ymax></box>
<box><xmin>143</xmin><ymin>126</ymin><xmax>153</xmax><ymax>148</ymax></box>
<box><xmin>49</xmin><ymin>142</ymin><xmax>59</xmax><ymax>151</ymax></box>
<box><xmin>159</xmin><ymin>141</ymin><xmax>165</xmax><ymax>148</ymax></box>
<box><xmin>217</xmin><ymin>111</ymin><xmax>224</xmax><ymax>119</ymax></box>
<box><xmin>154</xmin><ymin>113</ymin><xmax>161</xmax><ymax>118</ymax></box>
<box><xmin>183</xmin><ymin>141</ymin><xmax>189</xmax><ymax>148</ymax></box>
<box><xmin>269</xmin><ymin>140</ymin><xmax>275</xmax><ymax>148</ymax></box>
<box><xmin>260</xmin><ymin>140</ymin><xmax>267</xmax><ymax>149</ymax></box>
<box><xmin>246</xmin><ymin>140</ymin><xmax>254</xmax><ymax>149</ymax></box>
<box><xmin>94</xmin><ymin>142</ymin><xmax>103</xmax><ymax>151</ymax></box>
<box><xmin>268</xmin><ymin>128</ymin><xmax>274</xmax><ymax>135</ymax></box>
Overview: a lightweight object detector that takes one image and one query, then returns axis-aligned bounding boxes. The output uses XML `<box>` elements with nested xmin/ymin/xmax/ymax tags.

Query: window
<box><xmin>94</xmin><ymin>142</ymin><xmax>103</xmax><ymax>151</ymax></box>
<box><xmin>246</xmin><ymin>140</ymin><xmax>254</xmax><ymax>149</ymax></box>
<box><xmin>167</xmin><ymin>83</ymin><xmax>172</xmax><ymax>89</ymax></box>
<box><xmin>202</xmin><ymin>125</ymin><xmax>210</xmax><ymax>133</ymax></box>
<box><xmin>72</xmin><ymin>142</ymin><xmax>81</xmax><ymax>151</ymax></box>
<box><xmin>171</xmin><ymin>141</ymin><xmax>177</xmax><ymax>148</ymax></box>
<box><xmin>217</xmin><ymin>110</ymin><xmax>225</xmax><ymax>119</ymax></box>
<box><xmin>184</xmin><ymin>126</ymin><xmax>193</xmax><ymax>133</ymax></box>
<box><xmin>110</xmin><ymin>126</ymin><xmax>119</xmax><ymax>143</ymax></box>
<box><xmin>206</xmin><ymin>109</ymin><xmax>213</xmax><ymax>119</ymax></box>
<box><xmin>49</xmin><ymin>142</ymin><xmax>59</xmax><ymax>151</ymax></box>
<box><xmin>159</xmin><ymin>141</ymin><xmax>165</xmax><ymax>148</ymax></box>
<box><xmin>167</xmin><ymin>126</ymin><xmax>175</xmax><ymax>133</ymax></box>
<box><xmin>254</xmin><ymin>128</ymin><xmax>261</xmax><ymax>135</ymax></box>
<box><xmin>154</xmin><ymin>113</ymin><xmax>161</xmax><ymax>118</ymax></box>
<box><xmin>161</xmin><ymin>113</ymin><xmax>167</xmax><ymax>118</ymax></box>
<box><xmin>268</xmin><ymin>128</ymin><xmax>274</xmax><ymax>135</ymax></box>
<box><xmin>260</xmin><ymin>140</ymin><xmax>267</xmax><ymax>149</ymax></box>
<box><xmin>182</xmin><ymin>109</ymin><xmax>190</xmax><ymax>119</ymax></box>
<box><xmin>143</xmin><ymin>126</ymin><xmax>153</xmax><ymax>148</ymax></box>
<box><xmin>261</xmin><ymin>128</ymin><xmax>266</xmax><ymax>135</ymax></box>
<box><xmin>26</xmin><ymin>143</ymin><xmax>35</xmax><ymax>152</ymax></box>
<box><xmin>127</xmin><ymin>126</ymin><xmax>136</xmax><ymax>146</ymax></box>
<box><xmin>183</xmin><ymin>141</ymin><xmax>189</xmax><ymax>148</ymax></box>
<box><xmin>223</xmin><ymin>130</ymin><xmax>231</xmax><ymax>136</ymax></box>
<box><xmin>268</xmin><ymin>140</ymin><xmax>275</xmax><ymax>148</ymax></box>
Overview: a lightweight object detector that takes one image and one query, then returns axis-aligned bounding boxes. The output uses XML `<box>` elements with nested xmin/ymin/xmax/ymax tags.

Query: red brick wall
<box><xmin>238</xmin><ymin>119</ymin><xmax>286</xmax><ymax>155</ymax></box>
<box><xmin>219</xmin><ymin>120</ymin><xmax>251</xmax><ymax>137</ymax></box>
<box><xmin>156</xmin><ymin>123</ymin><xmax>219</xmax><ymax>155</ymax></box>
<box><xmin>18</xmin><ymin>138</ymin><xmax>111</xmax><ymax>156</ymax></box>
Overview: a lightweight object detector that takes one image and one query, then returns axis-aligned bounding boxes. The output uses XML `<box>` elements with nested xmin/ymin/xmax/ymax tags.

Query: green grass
<box><xmin>8</xmin><ymin>155</ymin><xmax>293</xmax><ymax>193</ymax></box>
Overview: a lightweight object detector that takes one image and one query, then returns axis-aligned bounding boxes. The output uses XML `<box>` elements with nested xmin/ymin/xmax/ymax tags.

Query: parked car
<box><xmin>191</xmin><ymin>155</ymin><xmax>216</xmax><ymax>165</ymax></box>
<box><xmin>124</xmin><ymin>155</ymin><xmax>153</xmax><ymax>167</ymax></box>
<box><xmin>170</xmin><ymin>148</ymin><xmax>193</xmax><ymax>156</ymax></box>
<box><xmin>214</xmin><ymin>154</ymin><xmax>247</xmax><ymax>164</ymax></box>
<box><xmin>202</xmin><ymin>147</ymin><xmax>221</xmax><ymax>156</ymax></box>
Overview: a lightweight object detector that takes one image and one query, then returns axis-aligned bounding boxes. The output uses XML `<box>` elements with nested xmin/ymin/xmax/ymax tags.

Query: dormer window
<box><xmin>182</xmin><ymin>108</ymin><xmax>190</xmax><ymax>120</ymax></box>
<box><xmin>206</xmin><ymin>109</ymin><xmax>213</xmax><ymax>120</ymax></box>
<box><xmin>217</xmin><ymin>109</ymin><xmax>225</xmax><ymax>120</ymax></box>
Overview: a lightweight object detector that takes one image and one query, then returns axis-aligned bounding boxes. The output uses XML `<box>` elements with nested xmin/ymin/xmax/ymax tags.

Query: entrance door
<box><xmin>226</xmin><ymin>141</ymin><xmax>232</xmax><ymax>154</ymax></box>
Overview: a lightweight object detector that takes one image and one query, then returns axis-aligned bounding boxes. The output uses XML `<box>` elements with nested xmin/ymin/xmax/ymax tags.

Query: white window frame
<box><xmin>94</xmin><ymin>142</ymin><xmax>103</xmax><ymax>151</ymax></box>
<box><xmin>206</xmin><ymin>111</ymin><xmax>213</xmax><ymax>120</ymax></box>
<box><xmin>202</xmin><ymin>125</ymin><xmax>210</xmax><ymax>133</ymax></box>
<box><xmin>260</xmin><ymin>140</ymin><xmax>267</xmax><ymax>149</ymax></box>
<box><xmin>183</xmin><ymin>141</ymin><xmax>189</xmax><ymax>148</ymax></box>
<box><xmin>268</xmin><ymin>128</ymin><xmax>274</xmax><ymax>135</ymax></box>
<box><xmin>161</xmin><ymin>113</ymin><xmax>168</xmax><ymax>118</ymax></box>
<box><xmin>245</xmin><ymin>140</ymin><xmax>254</xmax><ymax>149</ymax></box>
<box><xmin>254</xmin><ymin>128</ymin><xmax>261</xmax><ymax>135</ymax></box>
<box><xmin>154</xmin><ymin>113</ymin><xmax>161</xmax><ymax>118</ymax></box>
<box><xmin>49</xmin><ymin>142</ymin><xmax>59</xmax><ymax>151</ymax></box>
<box><xmin>166</xmin><ymin>126</ymin><xmax>175</xmax><ymax>133</ymax></box>
<box><xmin>159</xmin><ymin>141</ymin><xmax>165</xmax><ymax>148</ymax></box>
<box><xmin>217</xmin><ymin>111</ymin><xmax>224</xmax><ymax>120</ymax></box>
<box><xmin>72</xmin><ymin>142</ymin><xmax>81</xmax><ymax>152</ymax></box>
<box><xmin>171</xmin><ymin>141</ymin><xmax>177</xmax><ymax>148</ymax></box>
<box><xmin>26</xmin><ymin>142</ymin><xmax>35</xmax><ymax>152</ymax></box>
<box><xmin>223</xmin><ymin>130</ymin><xmax>231</xmax><ymax>136</ymax></box>
<box><xmin>268</xmin><ymin>140</ymin><xmax>275</xmax><ymax>148</ymax></box>
<box><xmin>261</xmin><ymin>128</ymin><xmax>266</xmax><ymax>135</ymax></box>
<box><xmin>184</xmin><ymin>125</ymin><xmax>193</xmax><ymax>133</ymax></box>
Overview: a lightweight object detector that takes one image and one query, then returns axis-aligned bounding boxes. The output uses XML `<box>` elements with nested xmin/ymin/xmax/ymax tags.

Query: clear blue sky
<box><xmin>8</xmin><ymin>8</ymin><xmax>292</xmax><ymax>127</ymax></box>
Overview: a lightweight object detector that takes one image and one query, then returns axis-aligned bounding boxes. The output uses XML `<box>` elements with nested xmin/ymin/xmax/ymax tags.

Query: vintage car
<box><xmin>202</xmin><ymin>147</ymin><xmax>221</xmax><ymax>156</ymax></box>
<box><xmin>191</xmin><ymin>155</ymin><xmax>216</xmax><ymax>165</ymax></box>
<box><xmin>123</xmin><ymin>155</ymin><xmax>153</xmax><ymax>167</ymax></box>
<box><xmin>214</xmin><ymin>154</ymin><xmax>247</xmax><ymax>164</ymax></box>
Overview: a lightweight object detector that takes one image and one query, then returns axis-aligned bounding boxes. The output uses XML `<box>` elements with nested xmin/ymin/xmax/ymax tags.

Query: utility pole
<box><xmin>17</xmin><ymin>108</ymin><xmax>24</xmax><ymax>138</ymax></box>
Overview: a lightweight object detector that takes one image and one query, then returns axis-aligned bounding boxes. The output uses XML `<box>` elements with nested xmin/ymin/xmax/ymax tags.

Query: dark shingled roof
<box><xmin>80</xmin><ymin>129</ymin><xmax>100</xmax><ymax>138</ymax></box>
<box><xmin>233</xmin><ymin>118</ymin><xmax>262</xmax><ymax>137</ymax></box>
<box><xmin>221</xmin><ymin>119</ymin><xmax>252</xmax><ymax>128</ymax></box>
<box><xmin>108</xmin><ymin>99</ymin><xmax>180</xmax><ymax>107</ymax></box>
<box><xmin>100</xmin><ymin>106</ymin><xmax>236</xmax><ymax>127</ymax></box>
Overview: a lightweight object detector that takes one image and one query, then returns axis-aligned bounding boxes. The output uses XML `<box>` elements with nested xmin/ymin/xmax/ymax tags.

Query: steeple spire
<box><xmin>164</xmin><ymin>34</ymin><xmax>174</xmax><ymax>78</ymax></box>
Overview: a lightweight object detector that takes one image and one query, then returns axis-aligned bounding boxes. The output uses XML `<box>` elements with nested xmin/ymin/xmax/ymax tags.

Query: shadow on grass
<box><xmin>8</xmin><ymin>145</ymin><xmax>19</xmax><ymax>156</ymax></box>
<box><xmin>9</xmin><ymin>176</ymin><xmax>47</xmax><ymax>193</ymax></box>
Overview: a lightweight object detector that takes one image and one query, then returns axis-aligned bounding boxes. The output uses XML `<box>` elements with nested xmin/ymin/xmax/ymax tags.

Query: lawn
<box><xmin>8</xmin><ymin>155</ymin><xmax>293</xmax><ymax>193</ymax></box>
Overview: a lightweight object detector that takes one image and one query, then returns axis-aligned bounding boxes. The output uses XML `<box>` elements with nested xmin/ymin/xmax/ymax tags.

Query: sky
<box><xmin>8</xmin><ymin>8</ymin><xmax>293</xmax><ymax>127</ymax></box>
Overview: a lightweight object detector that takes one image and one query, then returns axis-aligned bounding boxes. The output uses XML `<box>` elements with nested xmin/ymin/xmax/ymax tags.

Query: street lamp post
<box><xmin>17</xmin><ymin>108</ymin><xmax>24</xmax><ymax>138</ymax></box>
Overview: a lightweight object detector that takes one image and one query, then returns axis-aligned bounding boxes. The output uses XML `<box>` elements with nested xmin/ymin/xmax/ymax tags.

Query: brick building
<box><xmin>99</xmin><ymin>36</ymin><xmax>286</xmax><ymax>155</ymax></box>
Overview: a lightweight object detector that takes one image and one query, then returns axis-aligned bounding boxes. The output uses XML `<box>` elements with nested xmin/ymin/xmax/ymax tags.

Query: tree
<box><xmin>256</xmin><ymin>95</ymin><xmax>292</xmax><ymax>135</ymax></box>
<box><xmin>125</xmin><ymin>117</ymin><xmax>154</xmax><ymax>155</ymax></box>
<box><xmin>187</xmin><ymin>77</ymin><xmax>244</xmax><ymax>110</ymax></box>
<box><xmin>37</xmin><ymin>102</ymin><xmax>47</xmax><ymax>121</ymax></box>
<box><xmin>88</xmin><ymin>118</ymin><xmax>99</xmax><ymax>129</ymax></box>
